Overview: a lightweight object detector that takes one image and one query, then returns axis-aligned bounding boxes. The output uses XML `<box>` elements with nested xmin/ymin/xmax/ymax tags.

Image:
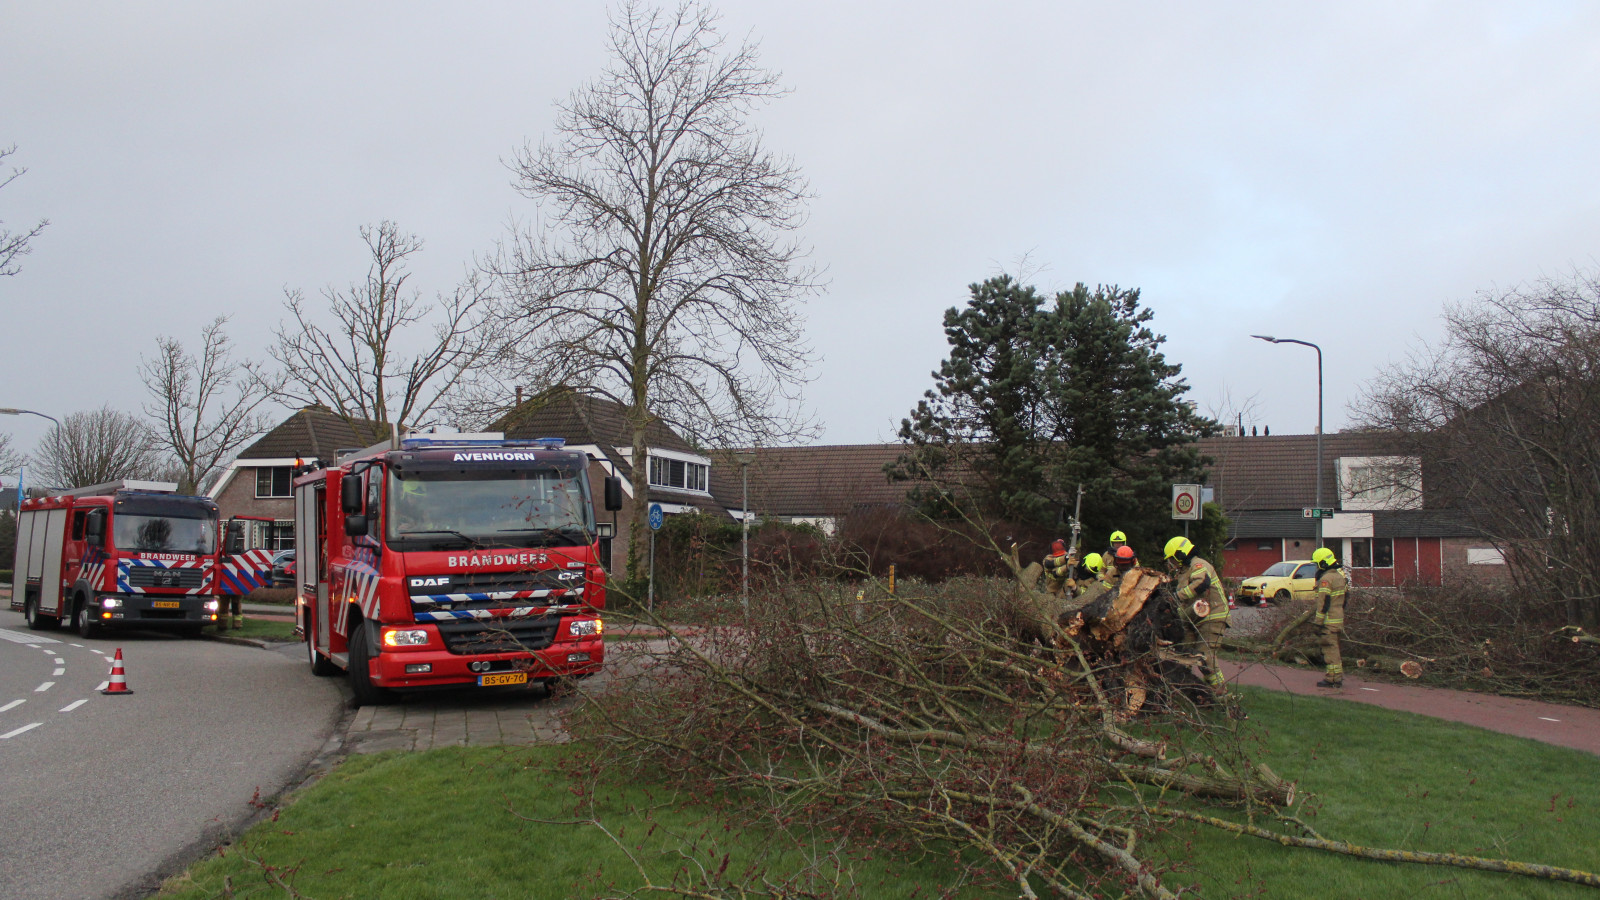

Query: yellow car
<box><xmin>1236</xmin><ymin>559</ymin><xmax>1319</xmax><ymax>606</ymax></box>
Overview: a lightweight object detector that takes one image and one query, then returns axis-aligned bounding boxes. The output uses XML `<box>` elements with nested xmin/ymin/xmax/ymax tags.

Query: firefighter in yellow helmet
<box><xmin>1312</xmin><ymin>547</ymin><xmax>1349</xmax><ymax>688</ymax></box>
<box><xmin>1165</xmin><ymin>535</ymin><xmax>1230</xmax><ymax>693</ymax></box>
<box><xmin>1072</xmin><ymin>552</ymin><xmax>1116</xmax><ymax>608</ymax></box>
<box><xmin>1103</xmin><ymin>530</ymin><xmax>1129</xmax><ymax>577</ymax></box>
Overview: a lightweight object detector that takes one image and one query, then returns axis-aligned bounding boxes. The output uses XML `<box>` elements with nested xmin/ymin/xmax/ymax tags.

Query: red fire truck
<box><xmin>294</xmin><ymin>433</ymin><xmax>621</xmax><ymax>705</ymax></box>
<box><xmin>11</xmin><ymin>480</ymin><xmax>224</xmax><ymax>636</ymax></box>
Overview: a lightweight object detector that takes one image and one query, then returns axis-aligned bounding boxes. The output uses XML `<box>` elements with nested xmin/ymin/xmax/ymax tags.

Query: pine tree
<box><xmin>892</xmin><ymin>276</ymin><xmax>1214</xmax><ymax>554</ymax></box>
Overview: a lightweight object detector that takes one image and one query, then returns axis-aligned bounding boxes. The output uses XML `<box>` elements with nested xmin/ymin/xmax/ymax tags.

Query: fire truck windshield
<box><xmin>385</xmin><ymin>466</ymin><xmax>594</xmax><ymax>551</ymax></box>
<box><xmin>112</xmin><ymin>513</ymin><xmax>218</xmax><ymax>554</ymax></box>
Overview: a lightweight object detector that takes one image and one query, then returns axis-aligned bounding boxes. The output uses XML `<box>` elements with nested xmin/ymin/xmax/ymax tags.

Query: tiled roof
<box><xmin>235</xmin><ymin>407</ymin><xmax>387</xmax><ymax>461</ymax></box>
<box><xmin>491</xmin><ymin>389</ymin><xmax>728</xmax><ymax>516</ymax></box>
<box><xmin>1198</xmin><ymin>432</ymin><xmax>1406</xmax><ymax>511</ymax></box>
<box><xmin>707</xmin><ymin>444</ymin><xmax>915</xmax><ymax>517</ymax></box>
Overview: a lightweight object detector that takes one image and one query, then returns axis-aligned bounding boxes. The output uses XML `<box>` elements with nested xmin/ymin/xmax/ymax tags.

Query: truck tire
<box><xmin>24</xmin><ymin>594</ymin><xmax>58</xmax><ymax>631</ymax></box>
<box><xmin>73</xmin><ymin>597</ymin><xmax>99</xmax><ymax>639</ymax></box>
<box><xmin>347</xmin><ymin>620</ymin><xmax>388</xmax><ymax>706</ymax></box>
<box><xmin>306</xmin><ymin>611</ymin><xmax>338</xmax><ymax>677</ymax></box>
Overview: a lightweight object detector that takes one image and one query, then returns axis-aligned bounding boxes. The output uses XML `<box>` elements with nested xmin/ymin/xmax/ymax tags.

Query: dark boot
<box><xmin>1315</xmin><ymin>679</ymin><xmax>1343</xmax><ymax>689</ymax></box>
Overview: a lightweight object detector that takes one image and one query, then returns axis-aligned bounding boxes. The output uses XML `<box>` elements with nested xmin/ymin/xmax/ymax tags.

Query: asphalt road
<box><xmin>0</xmin><ymin>610</ymin><xmax>343</xmax><ymax>900</ymax></box>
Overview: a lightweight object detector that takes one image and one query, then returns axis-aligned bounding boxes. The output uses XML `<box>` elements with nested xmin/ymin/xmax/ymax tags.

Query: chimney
<box><xmin>515</xmin><ymin>386</ymin><xmax>524</xmax><ymax>405</ymax></box>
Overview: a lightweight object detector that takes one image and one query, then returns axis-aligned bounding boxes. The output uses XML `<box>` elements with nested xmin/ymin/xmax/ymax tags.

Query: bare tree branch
<box><xmin>266</xmin><ymin>220</ymin><xmax>491</xmax><ymax>430</ymax></box>
<box><xmin>0</xmin><ymin>145</ymin><xmax>49</xmax><ymax>278</ymax></box>
<box><xmin>31</xmin><ymin>407</ymin><xmax>161</xmax><ymax>490</ymax></box>
<box><xmin>140</xmin><ymin>316</ymin><xmax>283</xmax><ymax>494</ymax></box>
<box><xmin>489</xmin><ymin>0</ymin><xmax>822</xmax><ymax>581</ymax></box>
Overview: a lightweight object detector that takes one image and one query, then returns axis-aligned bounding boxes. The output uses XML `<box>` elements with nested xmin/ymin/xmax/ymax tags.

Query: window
<box><xmin>1349</xmin><ymin>538</ymin><xmax>1394</xmax><ymax>568</ymax></box>
<box><xmin>649</xmin><ymin>455</ymin><xmax>708</xmax><ymax>492</ymax></box>
<box><xmin>256</xmin><ymin>466</ymin><xmax>294</xmax><ymax>498</ymax></box>
<box><xmin>1294</xmin><ymin>564</ymin><xmax>1317</xmax><ymax>579</ymax></box>
<box><xmin>71</xmin><ymin>510</ymin><xmax>87</xmax><ymax>540</ymax></box>
<box><xmin>1256</xmin><ymin>540</ymin><xmax>1275</xmax><ymax>551</ymax></box>
<box><xmin>269</xmin><ymin>520</ymin><xmax>295</xmax><ymax>551</ymax></box>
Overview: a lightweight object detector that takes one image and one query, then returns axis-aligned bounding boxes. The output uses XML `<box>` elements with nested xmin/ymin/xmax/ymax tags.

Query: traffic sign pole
<box><xmin>647</xmin><ymin>503</ymin><xmax>664</xmax><ymax>613</ymax></box>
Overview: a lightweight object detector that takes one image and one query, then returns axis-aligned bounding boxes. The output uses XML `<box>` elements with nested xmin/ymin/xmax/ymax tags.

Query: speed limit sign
<box><xmin>1171</xmin><ymin>484</ymin><xmax>1202</xmax><ymax>521</ymax></box>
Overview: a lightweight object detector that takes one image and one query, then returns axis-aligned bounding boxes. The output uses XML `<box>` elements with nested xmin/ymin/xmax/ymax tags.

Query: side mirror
<box><xmin>341</xmin><ymin>475</ymin><xmax>364</xmax><ymax>515</ymax></box>
<box><xmin>86</xmin><ymin>513</ymin><xmax>105</xmax><ymax>544</ymax></box>
<box><xmin>344</xmin><ymin>514</ymin><xmax>368</xmax><ymax>537</ymax></box>
<box><xmin>604</xmin><ymin>476</ymin><xmax>623</xmax><ymax>512</ymax></box>
<box><xmin>225</xmin><ymin>521</ymin><xmax>246</xmax><ymax>555</ymax></box>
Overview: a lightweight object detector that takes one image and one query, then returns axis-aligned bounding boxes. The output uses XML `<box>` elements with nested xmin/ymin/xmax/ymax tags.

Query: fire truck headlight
<box><xmin>383</xmin><ymin>629</ymin><xmax>429</xmax><ymax>647</ymax></box>
<box><xmin>569</xmin><ymin>619</ymin><xmax>603</xmax><ymax>637</ymax></box>
<box><xmin>204</xmin><ymin>600</ymin><xmax>220</xmax><ymax>612</ymax></box>
<box><xmin>100</xmin><ymin>598</ymin><xmax>121</xmax><ymax>609</ymax></box>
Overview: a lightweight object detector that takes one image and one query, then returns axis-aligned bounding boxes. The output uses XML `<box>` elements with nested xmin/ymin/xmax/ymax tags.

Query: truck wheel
<box><xmin>347</xmin><ymin>621</ymin><xmax>388</xmax><ymax>706</ymax></box>
<box><xmin>24</xmin><ymin>595</ymin><xmax>58</xmax><ymax>631</ymax></box>
<box><xmin>74</xmin><ymin>599</ymin><xmax>99</xmax><ymax>639</ymax></box>
<box><xmin>306</xmin><ymin>611</ymin><xmax>338</xmax><ymax>677</ymax></box>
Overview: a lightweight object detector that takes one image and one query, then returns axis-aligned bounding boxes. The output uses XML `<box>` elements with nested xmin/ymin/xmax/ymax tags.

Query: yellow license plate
<box><xmin>152</xmin><ymin>601</ymin><xmax>180</xmax><ymax>609</ymax></box>
<box><xmin>478</xmin><ymin>672</ymin><xmax>528</xmax><ymax>687</ymax></box>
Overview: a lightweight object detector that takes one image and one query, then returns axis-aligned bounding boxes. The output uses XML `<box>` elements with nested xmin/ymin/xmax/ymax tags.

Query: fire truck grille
<box><xmin>125</xmin><ymin>567</ymin><xmax>206</xmax><ymax>590</ymax></box>
<box><xmin>434</xmin><ymin>618</ymin><xmax>561</xmax><ymax>655</ymax></box>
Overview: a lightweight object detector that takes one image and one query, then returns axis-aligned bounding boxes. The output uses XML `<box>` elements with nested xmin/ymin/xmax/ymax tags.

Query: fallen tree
<box><xmin>558</xmin><ymin>570</ymin><xmax>1598</xmax><ymax>898</ymax></box>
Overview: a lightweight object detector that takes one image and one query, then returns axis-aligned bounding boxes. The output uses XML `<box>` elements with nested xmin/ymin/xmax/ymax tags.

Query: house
<box><xmin>490</xmin><ymin>389</ymin><xmax>731</xmax><ymax>571</ymax></box>
<box><xmin>706</xmin><ymin>444</ymin><xmax>911</xmax><ymax>535</ymax></box>
<box><xmin>208</xmin><ymin>407</ymin><xmax>387</xmax><ymax>551</ymax></box>
<box><xmin>1199</xmin><ymin>432</ymin><xmax>1503</xmax><ymax>586</ymax></box>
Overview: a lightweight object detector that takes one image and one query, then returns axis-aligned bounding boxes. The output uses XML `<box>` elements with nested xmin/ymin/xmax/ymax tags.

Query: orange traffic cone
<box><xmin>101</xmin><ymin>648</ymin><xmax>134</xmax><ymax>695</ymax></box>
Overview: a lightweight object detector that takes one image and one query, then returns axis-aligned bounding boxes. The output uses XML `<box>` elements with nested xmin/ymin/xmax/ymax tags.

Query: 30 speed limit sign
<box><xmin>1171</xmin><ymin>484</ymin><xmax>1202</xmax><ymax>521</ymax></box>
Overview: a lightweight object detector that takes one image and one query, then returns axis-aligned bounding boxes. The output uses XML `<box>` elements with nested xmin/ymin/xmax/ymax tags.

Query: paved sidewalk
<box><xmin>1223</xmin><ymin>658</ymin><xmax>1600</xmax><ymax>756</ymax></box>
<box><xmin>343</xmin><ymin>686</ymin><xmax>573</xmax><ymax>754</ymax></box>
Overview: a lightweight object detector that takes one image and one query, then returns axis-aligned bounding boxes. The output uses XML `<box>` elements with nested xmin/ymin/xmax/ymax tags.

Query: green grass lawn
<box><xmin>215</xmin><ymin>617</ymin><xmax>299</xmax><ymax>642</ymax></box>
<box><xmin>157</xmin><ymin>687</ymin><xmax>1600</xmax><ymax>900</ymax></box>
<box><xmin>1155</xmin><ymin>686</ymin><xmax>1600</xmax><ymax>899</ymax></box>
<box><xmin>157</xmin><ymin>745</ymin><xmax>976</xmax><ymax>900</ymax></box>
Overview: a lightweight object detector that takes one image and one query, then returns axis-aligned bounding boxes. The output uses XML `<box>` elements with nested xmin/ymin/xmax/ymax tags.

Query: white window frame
<box><xmin>255</xmin><ymin>465</ymin><xmax>295</xmax><ymax>499</ymax></box>
<box><xmin>644</xmin><ymin>447</ymin><xmax>712</xmax><ymax>496</ymax></box>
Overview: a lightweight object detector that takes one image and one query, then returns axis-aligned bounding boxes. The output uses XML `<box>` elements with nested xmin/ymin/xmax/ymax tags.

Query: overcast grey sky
<box><xmin>4</xmin><ymin>1</ymin><xmax>1599</xmax><ymax>460</ymax></box>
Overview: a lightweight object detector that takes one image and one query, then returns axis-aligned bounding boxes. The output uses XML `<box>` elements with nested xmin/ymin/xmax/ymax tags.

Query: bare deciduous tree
<box><xmin>1</xmin><ymin>145</ymin><xmax>49</xmax><ymax>278</ymax></box>
<box><xmin>493</xmin><ymin>0</ymin><xmax>820</xmax><ymax>580</ymax></box>
<box><xmin>141</xmin><ymin>316</ymin><xmax>281</xmax><ymax>494</ymax></box>
<box><xmin>32</xmin><ymin>407</ymin><xmax>161</xmax><ymax>490</ymax></box>
<box><xmin>1355</xmin><ymin>271</ymin><xmax>1600</xmax><ymax>629</ymax></box>
<box><xmin>0</xmin><ymin>432</ymin><xmax>24</xmax><ymax>476</ymax></box>
<box><xmin>268</xmin><ymin>220</ymin><xmax>490</xmax><ymax>430</ymax></box>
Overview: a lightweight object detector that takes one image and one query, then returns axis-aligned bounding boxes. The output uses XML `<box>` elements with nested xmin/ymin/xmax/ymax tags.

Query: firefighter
<box><xmin>1164</xmin><ymin>536</ymin><xmax>1230</xmax><ymax>694</ymax></box>
<box><xmin>1312</xmin><ymin>547</ymin><xmax>1349</xmax><ymax>688</ymax></box>
<box><xmin>1042</xmin><ymin>539</ymin><xmax>1074</xmax><ymax>598</ymax></box>
<box><xmin>1109</xmin><ymin>544</ymin><xmax>1138</xmax><ymax>578</ymax></box>
<box><xmin>1072</xmin><ymin>552</ymin><xmax>1116</xmax><ymax>607</ymax></box>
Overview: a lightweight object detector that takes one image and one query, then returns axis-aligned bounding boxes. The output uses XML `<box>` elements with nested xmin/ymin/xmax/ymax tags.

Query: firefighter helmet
<box><xmin>1109</xmin><ymin>530</ymin><xmax>1127</xmax><ymax>544</ymax></box>
<box><xmin>1164</xmin><ymin>536</ymin><xmax>1195</xmax><ymax>563</ymax></box>
<box><xmin>1083</xmin><ymin>552</ymin><xmax>1104</xmax><ymax>574</ymax></box>
<box><xmin>1114</xmin><ymin>545</ymin><xmax>1136</xmax><ymax>564</ymax></box>
<box><xmin>1051</xmin><ymin>539</ymin><xmax>1066</xmax><ymax>556</ymax></box>
<box><xmin>1313</xmin><ymin>547</ymin><xmax>1337</xmax><ymax>569</ymax></box>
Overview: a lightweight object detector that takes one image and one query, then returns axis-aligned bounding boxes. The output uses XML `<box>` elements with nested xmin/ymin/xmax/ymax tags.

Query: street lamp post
<box><xmin>733</xmin><ymin>451</ymin><xmax>757</xmax><ymax>613</ymax></box>
<box><xmin>1250</xmin><ymin>336</ymin><xmax>1324</xmax><ymax>547</ymax></box>
<box><xmin>0</xmin><ymin>407</ymin><xmax>62</xmax><ymax>429</ymax></box>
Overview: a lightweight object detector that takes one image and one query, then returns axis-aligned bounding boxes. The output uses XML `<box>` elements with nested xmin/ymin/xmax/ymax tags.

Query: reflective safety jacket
<box><xmin>1315</xmin><ymin>566</ymin><xmax>1349</xmax><ymax>628</ymax></box>
<box><xmin>1175</xmin><ymin>557</ymin><xmax>1230</xmax><ymax>623</ymax></box>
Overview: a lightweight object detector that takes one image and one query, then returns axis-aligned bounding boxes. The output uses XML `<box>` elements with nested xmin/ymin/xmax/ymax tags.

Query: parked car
<box><xmin>271</xmin><ymin>550</ymin><xmax>297</xmax><ymax>588</ymax></box>
<box><xmin>1236</xmin><ymin>559</ymin><xmax>1318</xmax><ymax>606</ymax></box>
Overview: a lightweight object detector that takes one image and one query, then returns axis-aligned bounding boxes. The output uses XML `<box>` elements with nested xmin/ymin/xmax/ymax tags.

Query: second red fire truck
<box><xmin>293</xmin><ymin>433</ymin><xmax>621</xmax><ymax>705</ymax></box>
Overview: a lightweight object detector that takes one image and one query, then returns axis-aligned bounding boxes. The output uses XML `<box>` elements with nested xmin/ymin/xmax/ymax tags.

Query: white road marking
<box><xmin>52</xmin><ymin>657</ymin><xmax>63</xmax><ymax>665</ymax></box>
<box><xmin>1</xmin><ymin>722</ymin><xmax>42</xmax><ymax>739</ymax></box>
<box><xmin>104</xmin><ymin>656</ymin><xmax>115</xmax><ymax>664</ymax></box>
<box><xmin>34</xmin><ymin>682</ymin><xmax>54</xmax><ymax>692</ymax></box>
<box><xmin>52</xmin><ymin>668</ymin><xmax>64</xmax><ymax>676</ymax></box>
<box><xmin>69</xmin><ymin>642</ymin><xmax>83</xmax><ymax>647</ymax></box>
<box><xmin>59</xmin><ymin>699</ymin><xmax>87</xmax><ymax>712</ymax></box>
<box><xmin>96</xmin><ymin>681</ymin><xmax>108</xmax><ymax>691</ymax></box>
<box><xmin>1539</xmin><ymin>716</ymin><xmax>1561</xmax><ymax>723</ymax></box>
<box><xmin>0</xmin><ymin>627</ymin><xmax>60</xmax><ymax>644</ymax></box>
<box><xmin>1361</xmin><ymin>687</ymin><xmax>1381</xmax><ymax>692</ymax></box>
<box><xmin>0</xmin><ymin>699</ymin><xmax>23</xmax><ymax>713</ymax></box>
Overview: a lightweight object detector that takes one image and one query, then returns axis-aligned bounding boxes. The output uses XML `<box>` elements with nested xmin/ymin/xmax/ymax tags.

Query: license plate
<box><xmin>478</xmin><ymin>672</ymin><xmax>527</xmax><ymax>687</ymax></box>
<box><xmin>152</xmin><ymin>600</ymin><xmax>180</xmax><ymax>609</ymax></box>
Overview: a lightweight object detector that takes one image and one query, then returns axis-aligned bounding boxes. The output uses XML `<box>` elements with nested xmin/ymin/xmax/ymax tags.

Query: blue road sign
<box><xmin>648</xmin><ymin>503</ymin><xmax>664</xmax><ymax>530</ymax></box>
